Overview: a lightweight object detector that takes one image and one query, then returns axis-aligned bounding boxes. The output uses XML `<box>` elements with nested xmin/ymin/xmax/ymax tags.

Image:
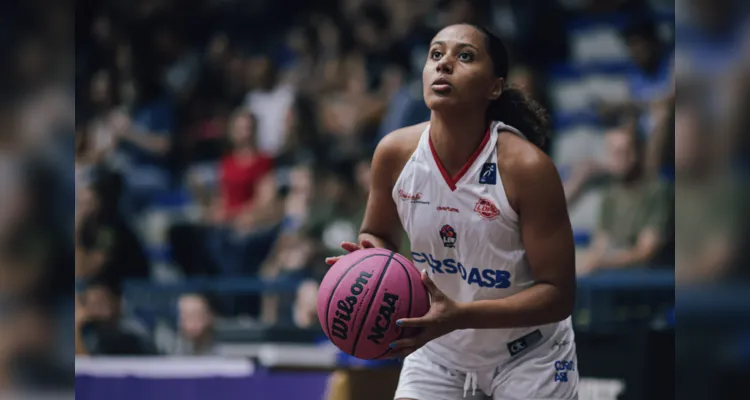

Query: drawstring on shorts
<box><xmin>462</xmin><ymin>371</ymin><xmax>478</xmax><ymax>398</ymax></box>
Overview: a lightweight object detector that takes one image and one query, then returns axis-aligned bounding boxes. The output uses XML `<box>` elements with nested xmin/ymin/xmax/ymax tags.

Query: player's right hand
<box><xmin>324</xmin><ymin>239</ymin><xmax>376</xmax><ymax>266</ymax></box>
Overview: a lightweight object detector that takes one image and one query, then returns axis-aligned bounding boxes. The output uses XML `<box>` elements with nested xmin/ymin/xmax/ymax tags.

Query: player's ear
<box><xmin>488</xmin><ymin>77</ymin><xmax>504</xmax><ymax>101</ymax></box>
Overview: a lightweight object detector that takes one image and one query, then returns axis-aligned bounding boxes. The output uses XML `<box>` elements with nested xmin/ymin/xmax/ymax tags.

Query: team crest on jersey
<box><xmin>439</xmin><ymin>224</ymin><xmax>457</xmax><ymax>248</ymax></box>
<box><xmin>479</xmin><ymin>163</ymin><xmax>497</xmax><ymax>185</ymax></box>
<box><xmin>474</xmin><ymin>198</ymin><xmax>500</xmax><ymax>220</ymax></box>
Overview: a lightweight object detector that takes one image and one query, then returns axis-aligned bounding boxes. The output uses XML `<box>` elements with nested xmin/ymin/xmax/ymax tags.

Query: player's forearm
<box><xmin>456</xmin><ymin>283</ymin><xmax>574</xmax><ymax>330</ymax></box>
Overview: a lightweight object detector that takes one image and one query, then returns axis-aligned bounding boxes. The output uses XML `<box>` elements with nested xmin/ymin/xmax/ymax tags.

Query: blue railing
<box><xmin>124</xmin><ymin>268</ymin><xmax>675</xmax><ymax>334</ymax></box>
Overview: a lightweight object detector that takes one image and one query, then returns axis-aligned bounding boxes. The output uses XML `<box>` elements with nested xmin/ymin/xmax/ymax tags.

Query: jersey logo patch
<box><xmin>479</xmin><ymin>163</ymin><xmax>497</xmax><ymax>185</ymax></box>
<box><xmin>474</xmin><ymin>198</ymin><xmax>500</xmax><ymax>220</ymax></box>
<box><xmin>507</xmin><ymin>329</ymin><xmax>543</xmax><ymax>356</ymax></box>
<box><xmin>439</xmin><ymin>224</ymin><xmax>457</xmax><ymax>248</ymax></box>
<box><xmin>398</xmin><ymin>189</ymin><xmax>429</xmax><ymax>205</ymax></box>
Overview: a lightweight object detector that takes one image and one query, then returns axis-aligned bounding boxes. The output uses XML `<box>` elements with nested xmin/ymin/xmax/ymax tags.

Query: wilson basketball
<box><xmin>317</xmin><ymin>248</ymin><xmax>430</xmax><ymax>360</ymax></box>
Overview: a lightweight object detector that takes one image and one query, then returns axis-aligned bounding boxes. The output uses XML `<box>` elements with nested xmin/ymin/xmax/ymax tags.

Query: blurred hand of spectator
<box><xmin>292</xmin><ymin>280</ymin><xmax>320</xmax><ymax>329</ymax></box>
<box><xmin>563</xmin><ymin>158</ymin><xmax>610</xmax><ymax>206</ymax></box>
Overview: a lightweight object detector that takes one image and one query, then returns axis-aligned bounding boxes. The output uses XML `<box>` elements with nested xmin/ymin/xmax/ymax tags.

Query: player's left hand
<box><xmin>388</xmin><ymin>269</ymin><xmax>464</xmax><ymax>359</ymax></box>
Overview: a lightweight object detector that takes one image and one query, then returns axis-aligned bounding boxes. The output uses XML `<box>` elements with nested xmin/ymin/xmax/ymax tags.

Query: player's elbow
<box><xmin>548</xmin><ymin>282</ymin><xmax>576</xmax><ymax>322</ymax></box>
<box><xmin>555</xmin><ymin>293</ymin><xmax>575</xmax><ymax>322</ymax></box>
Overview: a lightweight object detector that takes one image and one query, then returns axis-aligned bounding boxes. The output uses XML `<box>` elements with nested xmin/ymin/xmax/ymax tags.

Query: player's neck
<box><xmin>429</xmin><ymin>110</ymin><xmax>488</xmax><ymax>176</ymax></box>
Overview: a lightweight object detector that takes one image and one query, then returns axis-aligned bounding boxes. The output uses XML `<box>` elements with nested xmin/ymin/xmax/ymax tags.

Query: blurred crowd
<box><xmin>71</xmin><ymin>0</ymin><xmax>747</xmax><ymax>359</ymax></box>
<box><xmin>0</xmin><ymin>0</ymin><xmax>75</xmax><ymax>393</ymax></box>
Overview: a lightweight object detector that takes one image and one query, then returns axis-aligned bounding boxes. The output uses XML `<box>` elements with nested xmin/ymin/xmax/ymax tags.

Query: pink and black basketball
<box><xmin>317</xmin><ymin>248</ymin><xmax>430</xmax><ymax>360</ymax></box>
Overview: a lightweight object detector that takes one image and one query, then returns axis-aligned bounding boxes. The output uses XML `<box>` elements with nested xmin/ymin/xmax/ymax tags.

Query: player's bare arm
<box><xmin>326</xmin><ymin>123</ymin><xmax>425</xmax><ymax>264</ymax></box>
<box><xmin>358</xmin><ymin>123</ymin><xmax>425</xmax><ymax>251</ymax></box>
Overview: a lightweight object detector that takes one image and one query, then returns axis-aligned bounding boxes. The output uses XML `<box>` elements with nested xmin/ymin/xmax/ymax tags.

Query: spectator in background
<box><xmin>243</xmin><ymin>56</ymin><xmax>296</xmax><ymax>157</ymax></box>
<box><xmin>79</xmin><ymin>69</ymin><xmax>121</xmax><ymax>173</ymax></box>
<box><xmin>580</xmin><ymin>124</ymin><xmax>672</xmax><ymax>275</ymax></box>
<box><xmin>305</xmin><ymin>165</ymin><xmax>362</xmax><ymax>254</ymax></box>
<box><xmin>203</xmin><ymin>109</ymin><xmax>280</xmax><ymax>316</ymax></box>
<box><xmin>207</xmin><ymin>110</ymin><xmax>277</xmax><ymax>263</ymax></box>
<box><xmin>274</xmin><ymin>96</ymin><xmax>322</xmax><ymax>168</ymax></box>
<box><xmin>259</xmin><ymin>233</ymin><xmax>318</xmax><ymax>325</ymax></box>
<box><xmin>75</xmin><ymin>272</ymin><xmax>156</xmax><ymax>356</ymax></box>
<box><xmin>152</xmin><ymin>21</ymin><xmax>201</xmax><ymax>102</ymax></box>
<box><xmin>600</xmin><ymin>18</ymin><xmax>673</xmax><ymax>134</ymax></box>
<box><xmin>75</xmin><ymin>168</ymin><xmax>150</xmax><ymax>282</ymax></box>
<box><xmin>109</xmin><ymin>71</ymin><xmax>174</xmax><ymax>215</ymax></box>
<box><xmin>169</xmin><ymin>293</ymin><xmax>218</xmax><ymax>355</ymax></box>
<box><xmin>562</xmin><ymin>122</ymin><xmax>633</xmax><ymax>207</ymax></box>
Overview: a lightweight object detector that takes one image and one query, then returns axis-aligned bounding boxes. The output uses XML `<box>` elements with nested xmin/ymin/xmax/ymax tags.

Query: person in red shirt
<box><xmin>211</xmin><ymin>110</ymin><xmax>274</xmax><ymax>226</ymax></box>
<box><xmin>206</xmin><ymin>109</ymin><xmax>278</xmax><ymax>288</ymax></box>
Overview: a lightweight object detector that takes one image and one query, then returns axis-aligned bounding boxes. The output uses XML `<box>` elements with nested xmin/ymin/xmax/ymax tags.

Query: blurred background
<box><xmin>17</xmin><ymin>0</ymin><xmax>731</xmax><ymax>398</ymax></box>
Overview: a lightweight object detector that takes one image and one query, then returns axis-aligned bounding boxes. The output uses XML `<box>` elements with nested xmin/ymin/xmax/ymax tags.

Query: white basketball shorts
<box><xmin>394</xmin><ymin>330</ymin><xmax>578</xmax><ymax>400</ymax></box>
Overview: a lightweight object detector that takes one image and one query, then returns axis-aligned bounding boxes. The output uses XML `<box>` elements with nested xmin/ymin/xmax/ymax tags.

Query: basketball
<box><xmin>317</xmin><ymin>248</ymin><xmax>430</xmax><ymax>360</ymax></box>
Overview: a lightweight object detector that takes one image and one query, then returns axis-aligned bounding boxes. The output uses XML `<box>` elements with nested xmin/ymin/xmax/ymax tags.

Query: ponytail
<box><xmin>487</xmin><ymin>86</ymin><xmax>550</xmax><ymax>149</ymax></box>
<box><xmin>466</xmin><ymin>24</ymin><xmax>550</xmax><ymax>150</ymax></box>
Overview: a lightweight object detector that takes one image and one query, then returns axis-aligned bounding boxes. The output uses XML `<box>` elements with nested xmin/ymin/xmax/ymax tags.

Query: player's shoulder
<box><xmin>377</xmin><ymin>122</ymin><xmax>427</xmax><ymax>157</ymax></box>
<box><xmin>496</xmin><ymin>130</ymin><xmax>558</xmax><ymax>182</ymax></box>
<box><xmin>373</xmin><ymin>122</ymin><xmax>427</xmax><ymax>165</ymax></box>
<box><xmin>372</xmin><ymin>122</ymin><xmax>428</xmax><ymax>185</ymax></box>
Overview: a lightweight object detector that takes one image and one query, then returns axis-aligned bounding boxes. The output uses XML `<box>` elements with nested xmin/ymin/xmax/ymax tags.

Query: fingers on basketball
<box><xmin>340</xmin><ymin>242</ymin><xmax>361</xmax><ymax>253</ymax></box>
<box><xmin>325</xmin><ymin>256</ymin><xmax>343</xmax><ymax>266</ymax></box>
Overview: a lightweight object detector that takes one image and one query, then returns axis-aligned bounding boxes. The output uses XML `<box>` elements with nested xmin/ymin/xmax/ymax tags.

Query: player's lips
<box><xmin>431</xmin><ymin>77</ymin><xmax>452</xmax><ymax>93</ymax></box>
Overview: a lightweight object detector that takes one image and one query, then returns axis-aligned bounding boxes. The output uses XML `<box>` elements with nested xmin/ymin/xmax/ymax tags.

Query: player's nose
<box><xmin>436</xmin><ymin>57</ymin><xmax>453</xmax><ymax>74</ymax></box>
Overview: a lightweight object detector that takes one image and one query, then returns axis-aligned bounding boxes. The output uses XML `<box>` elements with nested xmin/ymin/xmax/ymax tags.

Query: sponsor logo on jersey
<box><xmin>411</xmin><ymin>252</ymin><xmax>511</xmax><ymax>288</ymax></box>
<box><xmin>439</xmin><ymin>224</ymin><xmax>457</xmax><ymax>248</ymax></box>
<box><xmin>479</xmin><ymin>163</ymin><xmax>497</xmax><ymax>185</ymax></box>
<box><xmin>436</xmin><ymin>206</ymin><xmax>459</xmax><ymax>213</ymax></box>
<box><xmin>398</xmin><ymin>189</ymin><xmax>429</xmax><ymax>204</ymax></box>
<box><xmin>554</xmin><ymin>360</ymin><xmax>575</xmax><ymax>383</ymax></box>
<box><xmin>474</xmin><ymin>198</ymin><xmax>500</xmax><ymax>220</ymax></box>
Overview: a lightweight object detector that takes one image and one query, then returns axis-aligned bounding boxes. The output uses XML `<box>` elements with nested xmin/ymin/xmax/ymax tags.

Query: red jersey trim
<box><xmin>428</xmin><ymin>126</ymin><xmax>491</xmax><ymax>191</ymax></box>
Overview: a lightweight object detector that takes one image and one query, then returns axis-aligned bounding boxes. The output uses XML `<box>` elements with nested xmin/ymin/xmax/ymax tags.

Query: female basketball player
<box><xmin>326</xmin><ymin>24</ymin><xmax>577</xmax><ymax>400</ymax></box>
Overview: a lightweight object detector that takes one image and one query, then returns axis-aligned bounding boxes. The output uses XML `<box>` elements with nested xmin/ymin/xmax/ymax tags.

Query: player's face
<box><xmin>423</xmin><ymin>25</ymin><xmax>502</xmax><ymax>112</ymax></box>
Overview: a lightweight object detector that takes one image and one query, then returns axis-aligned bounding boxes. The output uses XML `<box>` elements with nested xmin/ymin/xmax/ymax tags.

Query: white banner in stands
<box><xmin>75</xmin><ymin>357</ymin><xmax>255</xmax><ymax>378</ymax></box>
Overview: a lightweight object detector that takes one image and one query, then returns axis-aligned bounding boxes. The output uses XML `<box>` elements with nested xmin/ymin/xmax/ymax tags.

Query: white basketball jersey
<box><xmin>392</xmin><ymin>121</ymin><xmax>574</xmax><ymax>371</ymax></box>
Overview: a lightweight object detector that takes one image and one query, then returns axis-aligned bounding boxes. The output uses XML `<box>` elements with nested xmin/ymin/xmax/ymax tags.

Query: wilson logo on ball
<box><xmin>330</xmin><ymin>270</ymin><xmax>374</xmax><ymax>340</ymax></box>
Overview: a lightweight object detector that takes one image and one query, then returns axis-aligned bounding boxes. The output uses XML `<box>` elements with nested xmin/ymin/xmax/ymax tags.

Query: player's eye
<box><xmin>430</xmin><ymin>50</ymin><xmax>443</xmax><ymax>60</ymax></box>
<box><xmin>457</xmin><ymin>52</ymin><xmax>474</xmax><ymax>62</ymax></box>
